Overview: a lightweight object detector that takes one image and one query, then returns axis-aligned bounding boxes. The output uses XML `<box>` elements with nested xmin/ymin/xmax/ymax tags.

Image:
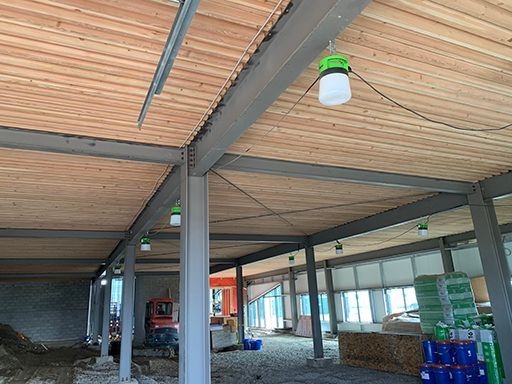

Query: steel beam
<box><xmin>0</xmin><ymin>258</ymin><xmax>105</xmax><ymax>265</ymax></box>
<box><xmin>0</xmin><ymin>126</ymin><xmax>184</xmax><ymax>164</ymax></box>
<box><xmin>0</xmin><ymin>272</ymin><xmax>96</xmax><ymax>279</ymax></box>
<box><xmin>190</xmin><ymin>0</ymin><xmax>371</xmax><ymax>176</ymax></box>
<box><xmin>100</xmin><ymin>267</ymin><xmax>113</xmax><ymax>357</ymax></box>
<box><xmin>91</xmin><ymin>279</ymin><xmax>102</xmax><ymax>343</ymax></box>
<box><xmin>0</xmin><ymin>228</ymin><xmax>125</xmax><ymax>239</ymax></box>
<box><xmin>216</xmin><ymin>155</ymin><xmax>474</xmax><ymax>194</ymax></box>
<box><xmin>119</xmin><ymin>245</ymin><xmax>136</xmax><ymax>383</ymax></box>
<box><xmin>152</xmin><ymin>232</ymin><xmax>305</xmax><ymax>243</ymax></box>
<box><xmin>323</xmin><ymin>261</ymin><xmax>338</xmax><ymax>335</ymax></box>
<box><xmin>480</xmin><ymin>171</ymin><xmax>512</xmax><ymax>199</ymax></box>
<box><xmin>239</xmin><ymin>243</ymin><xmax>301</xmax><ymax>266</ymax></box>
<box><xmin>236</xmin><ymin>264</ymin><xmax>245</xmax><ymax>343</ymax></box>
<box><xmin>305</xmin><ymin>245</ymin><xmax>323</xmax><ymax>359</ymax></box>
<box><xmin>439</xmin><ymin>237</ymin><xmax>455</xmax><ymax>273</ymax></box>
<box><xmin>288</xmin><ymin>268</ymin><xmax>299</xmax><ymax>332</ymax></box>
<box><xmin>179</xmin><ymin>166</ymin><xmax>210</xmax><ymax>384</ymax></box>
<box><xmin>468</xmin><ymin>185</ymin><xmax>512</xmax><ymax>380</ymax></box>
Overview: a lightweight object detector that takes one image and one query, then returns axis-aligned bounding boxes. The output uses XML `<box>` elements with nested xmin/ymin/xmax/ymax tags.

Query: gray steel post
<box><xmin>119</xmin><ymin>245</ymin><xmax>136</xmax><ymax>382</ymax></box>
<box><xmin>100</xmin><ymin>267</ymin><xmax>113</xmax><ymax>357</ymax></box>
<box><xmin>324</xmin><ymin>261</ymin><xmax>338</xmax><ymax>335</ymax></box>
<box><xmin>305</xmin><ymin>246</ymin><xmax>323</xmax><ymax>359</ymax></box>
<box><xmin>468</xmin><ymin>186</ymin><xmax>512</xmax><ymax>381</ymax></box>
<box><xmin>236</xmin><ymin>264</ymin><xmax>245</xmax><ymax>343</ymax></box>
<box><xmin>288</xmin><ymin>268</ymin><xmax>299</xmax><ymax>332</ymax></box>
<box><xmin>91</xmin><ymin>279</ymin><xmax>102</xmax><ymax>343</ymax></box>
<box><xmin>439</xmin><ymin>237</ymin><xmax>455</xmax><ymax>273</ymax></box>
<box><xmin>179</xmin><ymin>164</ymin><xmax>210</xmax><ymax>384</ymax></box>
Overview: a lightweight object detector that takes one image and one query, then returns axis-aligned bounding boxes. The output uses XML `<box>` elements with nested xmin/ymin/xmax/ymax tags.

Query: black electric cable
<box><xmin>350</xmin><ymin>70</ymin><xmax>512</xmax><ymax>132</ymax></box>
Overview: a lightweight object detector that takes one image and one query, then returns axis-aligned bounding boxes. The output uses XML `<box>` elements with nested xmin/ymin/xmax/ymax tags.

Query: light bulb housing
<box><xmin>318</xmin><ymin>55</ymin><xmax>352</xmax><ymax>106</ymax></box>
<box><xmin>101</xmin><ymin>278</ymin><xmax>108</xmax><ymax>286</ymax></box>
<box><xmin>335</xmin><ymin>243</ymin><xmax>344</xmax><ymax>255</ymax></box>
<box><xmin>114</xmin><ymin>265</ymin><xmax>121</xmax><ymax>275</ymax></box>
<box><xmin>140</xmin><ymin>236</ymin><xmax>151</xmax><ymax>251</ymax></box>
<box><xmin>170</xmin><ymin>206</ymin><xmax>181</xmax><ymax>227</ymax></box>
<box><xmin>418</xmin><ymin>223</ymin><xmax>429</xmax><ymax>237</ymax></box>
<box><xmin>288</xmin><ymin>255</ymin><xmax>295</xmax><ymax>266</ymax></box>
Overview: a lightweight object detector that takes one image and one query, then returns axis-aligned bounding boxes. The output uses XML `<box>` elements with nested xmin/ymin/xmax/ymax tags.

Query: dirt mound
<box><xmin>0</xmin><ymin>324</ymin><xmax>46</xmax><ymax>354</ymax></box>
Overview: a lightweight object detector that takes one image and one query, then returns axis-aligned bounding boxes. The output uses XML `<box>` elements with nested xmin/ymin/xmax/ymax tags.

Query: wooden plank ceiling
<box><xmin>229</xmin><ymin>0</ymin><xmax>512</xmax><ymax>182</ymax></box>
<box><xmin>213</xmin><ymin>195</ymin><xmax>512</xmax><ymax>278</ymax></box>
<box><xmin>0</xmin><ymin>0</ymin><xmax>289</xmax><ymax>145</ymax></box>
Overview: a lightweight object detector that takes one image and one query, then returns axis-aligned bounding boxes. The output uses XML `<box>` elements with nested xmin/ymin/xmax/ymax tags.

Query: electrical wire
<box><xmin>350</xmin><ymin>70</ymin><xmax>512</xmax><ymax>132</ymax></box>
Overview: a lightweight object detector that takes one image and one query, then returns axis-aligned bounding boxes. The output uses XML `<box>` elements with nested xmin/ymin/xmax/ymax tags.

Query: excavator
<box><xmin>144</xmin><ymin>298</ymin><xmax>179</xmax><ymax>353</ymax></box>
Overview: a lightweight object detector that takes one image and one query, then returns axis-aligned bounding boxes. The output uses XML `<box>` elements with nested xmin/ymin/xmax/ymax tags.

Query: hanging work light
<box><xmin>335</xmin><ymin>243</ymin><xmax>344</xmax><ymax>255</ymax></box>
<box><xmin>100</xmin><ymin>278</ymin><xmax>108</xmax><ymax>286</ymax></box>
<box><xmin>318</xmin><ymin>53</ymin><xmax>351</xmax><ymax>106</ymax></box>
<box><xmin>114</xmin><ymin>264</ymin><xmax>121</xmax><ymax>275</ymax></box>
<box><xmin>288</xmin><ymin>254</ymin><xmax>296</xmax><ymax>266</ymax></box>
<box><xmin>169</xmin><ymin>201</ymin><xmax>181</xmax><ymax>227</ymax></box>
<box><xmin>140</xmin><ymin>236</ymin><xmax>151</xmax><ymax>251</ymax></box>
<box><xmin>418</xmin><ymin>223</ymin><xmax>429</xmax><ymax>237</ymax></box>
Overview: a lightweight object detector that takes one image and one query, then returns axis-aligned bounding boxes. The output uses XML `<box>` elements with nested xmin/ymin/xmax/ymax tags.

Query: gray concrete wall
<box><xmin>133</xmin><ymin>275</ymin><xmax>180</xmax><ymax>345</ymax></box>
<box><xmin>0</xmin><ymin>280</ymin><xmax>90</xmax><ymax>343</ymax></box>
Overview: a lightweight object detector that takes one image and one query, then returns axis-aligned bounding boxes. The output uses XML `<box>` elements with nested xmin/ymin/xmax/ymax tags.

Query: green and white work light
<box><xmin>418</xmin><ymin>223</ymin><xmax>429</xmax><ymax>237</ymax></box>
<box><xmin>318</xmin><ymin>55</ymin><xmax>352</xmax><ymax>106</ymax></box>
<box><xmin>335</xmin><ymin>243</ymin><xmax>344</xmax><ymax>255</ymax></box>
<box><xmin>140</xmin><ymin>236</ymin><xmax>151</xmax><ymax>252</ymax></box>
<box><xmin>170</xmin><ymin>205</ymin><xmax>181</xmax><ymax>227</ymax></box>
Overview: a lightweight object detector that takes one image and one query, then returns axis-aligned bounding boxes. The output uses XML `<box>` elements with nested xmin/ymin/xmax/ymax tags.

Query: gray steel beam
<box><xmin>0</xmin><ymin>272</ymin><xmax>95</xmax><ymax>279</ymax></box>
<box><xmin>480</xmin><ymin>171</ymin><xmax>512</xmax><ymax>200</ymax></box>
<box><xmin>216</xmin><ymin>155</ymin><xmax>474</xmax><ymax>194</ymax></box>
<box><xmin>0</xmin><ymin>228</ymin><xmax>126</xmax><ymax>239</ymax></box>
<box><xmin>288</xmin><ymin>268</ymin><xmax>299</xmax><ymax>332</ymax></box>
<box><xmin>100</xmin><ymin>267</ymin><xmax>113</xmax><ymax>357</ymax></box>
<box><xmin>305</xmin><ymin>245</ymin><xmax>323</xmax><ymax>359</ymax></box>
<box><xmin>179</xmin><ymin>165</ymin><xmax>210</xmax><ymax>384</ymax></box>
<box><xmin>153</xmin><ymin>232</ymin><xmax>305</xmax><ymax>243</ymax></box>
<box><xmin>468</xmin><ymin>185</ymin><xmax>512</xmax><ymax>380</ymax></box>
<box><xmin>439</xmin><ymin>237</ymin><xmax>455</xmax><ymax>273</ymax></box>
<box><xmin>323</xmin><ymin>261</ymin><xmax>338</xmax><ymax>335</ymax></box>
<box><xmin>135</xmin><ymin>271</ymin><xmax>180</xmax><ymax>277</ymax></box>
<box><xmin>119</xmin><ymin>245</ymin><xmax>136</xmax><ymax>383</ymax></box>
<box><xmin>190</xmin><ymin>0</ymin><xmax>371</xmax><ymax>176</ymax></box>
<box><xmin>236</xmin><ymin>264</ymin><xmax>245</xmax><ymax>343</ymax></box>
<box><xmin>0</xmin><ymin>126</ymin><xmax>184</xmax><ymax>164</ymax></box>
<box><xmin>239</xmin><ymin>243</ymin><xmax>302</xmax><ymax>266</ymax></box>
<box><xmin>0</xmin><ymin>258</ymin><xmax>105</xmax><ymax>265</ymax></box>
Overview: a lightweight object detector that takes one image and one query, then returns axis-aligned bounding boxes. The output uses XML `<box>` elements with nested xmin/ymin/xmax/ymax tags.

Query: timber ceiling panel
<box><xmin>152</xmin><ymin>170</ymin><xmax>433</xmax><ymax>236</ymax></box>
<box><xmin>0</xmin><ymin>0</ymin><xmax>288</xmax><ymax>145</ymax></box>
<box><xmin>0</xmin><ymin>148</ymin><xmax>170</xmax><ymax>230</ymax></box>
<box><xmin>229</xmin><ymin>0</ymin><xmax>512</xmax><ymax>182</ymax></box>
<box><xmin>214</xmin><ymin>196</ymin><xmax>512</xmax><ymax>277</ymax></box>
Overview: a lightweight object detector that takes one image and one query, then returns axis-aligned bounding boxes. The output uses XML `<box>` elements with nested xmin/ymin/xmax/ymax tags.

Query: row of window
<box><xmin>248</xmin><ymin>285</ymin><xmax>419</xmax><ymax>329</ymax></box>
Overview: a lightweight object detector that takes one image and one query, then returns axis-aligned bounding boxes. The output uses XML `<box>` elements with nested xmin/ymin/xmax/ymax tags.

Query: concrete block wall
<box><xmin>0</xmin><ymin>280</ymin><xmax>90</xmax><ymax>343</ymax></box>
<box><xmin>133</xmin><ymin>274</ymin><xmax>180</xmax><ymax>345</ymax></box>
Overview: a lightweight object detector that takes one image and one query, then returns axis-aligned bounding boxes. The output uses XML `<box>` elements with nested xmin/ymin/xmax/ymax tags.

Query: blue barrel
<box><xmin>433</xmin><ymin>365</ymin><xmax>452</xmax><ymax>384</ymax></box>
<box><xmin>419</xmin><ymin>364</ymin><xmax>435</xmax><ymax>384</ymax></box>
<box><xmin>453</xmin><ymin>341</ymin><xmax>477</xmax><ymax>365</ymax></box>
<box><xmin>437</xmin><ymin>341</ymin><xmax>454</xmax><ymax>365</ymax></box>
<box><xmin>478</xmin><ymin>362</ymin><xmax>487</xmax><ymax>384</ymax></box>
<box><xmin>243</xmin><ymin>338</ymin><xmax>251</xmax><ymax>350</ymax></box>
<box><xmin>451</xmin><ymin>365</ymin><xmax>469</xmax><ymax>384</ymax></box>
<box><xmin>422</xmin><ymin>340</ymin><xmax>438</xmax><ymax>364</ymax></box>
<box><xmin>251</xmin><ymin>339</ymin><xmax>263</xmax><ymax>350</ymax></box>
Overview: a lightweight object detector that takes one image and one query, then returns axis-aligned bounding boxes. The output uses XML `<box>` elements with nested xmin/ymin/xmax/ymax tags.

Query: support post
<box><xmin>323</xmin><ymin>261</ymin><xmax>338</xmax><ymax>335</ymax></box>
<box><xmin>101</xmin><ymin>267</ymin><xmax>113</xmax><ymax>357</ymax></box>
<box><xmin>179</xmin><ymin>163</ymin><xmax>210</xmax><ymax>384</ymax></box>
<box><xmin>236</xmin><ymin>264</ymin><xmax>245</xmax><ymax>343</ymax></box>
<box><xmin>91</xmin><ymin>279</ymin><xmax>102</xmax><ymax>344</ymax></box>
<box><xmin>439</xmin><ymin>237</ymin><xmax>455</xmax><ymax>273</ymax></box>
<box><xmin>288</xmin><ymin>268</ymin><xmax>299</xmax><ymax>332</ymax></box>
<box><xmin>468</xmin><ymin>186</ymin><xmax>512</xmax><ymax>381</ymax></box>
<box><xmin>305</xmin><ymin>245</ymin><xmax>323</xmax><ymax>359</ymax></box>
<box><xmin>119</xmin><ymin>245</ymin><xmax>136</xmax><ymax>383</ymax></box>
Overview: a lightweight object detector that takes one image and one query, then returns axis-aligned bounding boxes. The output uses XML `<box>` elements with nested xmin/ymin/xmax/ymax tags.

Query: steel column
<box><xmin>288</xmin><ymin>268</ymin><xmax>299</xmax><ymax>332</ymax></box>
<box><xmin>100</xmin><ymin>267</ymin><xmax>113</xmax><ymax>357</ymax></box>
<box><xmin>439</xmin><ymin>237</ymin><xmax>455</xmax><ymax>273</ymax></box>
<box><xmin>236</xmin><ymin>264</ymin><xmax>245</xmax><ymax>342</ymax></box>
<box><xmin>179</xmin><ymin>164</ymin><xmax>210</xmax><ymax>384</ymax></box>
<box><xmin>305</xmin><ymin>246</ymin><xmax>323</xmax><ymax>359</ymax></box>
<box><xmin>91</xmin><ymin>279</ymin><xmax>102</xmax><ymax>344</ymax></box>
<box><xmin>119</xmin><ymin>245</ymin><xmax>136</xmax><ymax>383</ymax></box>
<box><xmin>468</xmin><ymin>187</ymin><xmax>512</xmax><ymax>381</ymax></box>
<box><xmin>323</xmin><ymin>261</ymin><xmax>338</xmax><ymax>335</ymax></box>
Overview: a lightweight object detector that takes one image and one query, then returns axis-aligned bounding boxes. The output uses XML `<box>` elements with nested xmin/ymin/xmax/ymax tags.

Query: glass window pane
<box><xmin>404</xmin><ymin>287</ymin><xmax>418</xmax><ymax>311</ymax></box>
<box><xmin>357</xmin><ymin>290</ymin><xmax>373</xmax><ymax>323</ymax></box>
<box><xmin>343</xmin><ymin>291</ymin><xmax>359</xmax><ymax>322</ymax></box>
<box><xmin>385</xmin><ymin>288</ymin><xmax>406</xmax><ymax>314</ymax></box>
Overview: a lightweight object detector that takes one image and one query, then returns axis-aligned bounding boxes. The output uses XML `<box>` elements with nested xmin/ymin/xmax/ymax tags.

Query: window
<box><xmin>155</xmin><ymin>302</ymin><xmax>173</xmax><ymax>316</ymax></box>
<box><xmin>248</xmin><ymin>285</ymin><xmax>284</xmax><ymax>329</ymax></box>
<box><xmin>300</xmin><ymin>294</ymin><xmax>311</xmax><ymax>316</ymax></box>
<box><xmin>385</xmin><ymin>286</ymin><xmax>418</xmax><ymax>315</ymax></box>
<box><xmin>342</xmin><ymin>290</ymin><xmax>373</xmax><ymax>323</ymax></box>
<box><xmin>319</xmin><ymin>293</ymin><xmax>330</xmax><ymax>323</ymax></box>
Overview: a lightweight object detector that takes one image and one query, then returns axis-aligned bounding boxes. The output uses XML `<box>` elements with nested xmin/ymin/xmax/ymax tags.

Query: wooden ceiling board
<box><xmin>0</xmin><ymin>0</ymin><xmax>289</xmax><ymax>145</ymax></box>
<box><xmin>229</xmin><ymin>0</ymin><xmax>512</xmax><ymax>182</ymax></box>
<box><xmin>0</xmin><ymin>148</ymin><xmax>170</xmax><ymax>230</ymax></box>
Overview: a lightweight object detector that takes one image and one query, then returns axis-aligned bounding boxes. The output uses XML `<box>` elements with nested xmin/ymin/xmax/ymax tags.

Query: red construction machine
<box><xmin>144</xmin><ymin>298</ymin><xmax>179</xmax><ymax>352</ymax></box>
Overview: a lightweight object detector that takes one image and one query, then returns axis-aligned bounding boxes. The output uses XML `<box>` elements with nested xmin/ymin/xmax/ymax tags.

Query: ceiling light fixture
<box><xmin>335</xmin><ymin>242</ymin><xmax>343</xmax><ymax>255</ymax></box>
<box><xmin>318</xmin><ymin>40</ymin><xmax>351</xmax><ymax>106</ymax></box>
<box><xmin>418</xmin><ymin>223</ymin><xmax>429</xmax><ymax>237</ymax></box>
<box><xmin>170</xmin><ymin>201</ymin><xmax>182</xmax><ymax>227</ymax></box>
<box><xmin>140</xmin><ymin>236</ymin><xmax>152</xmax><ymax>251</ymax></box>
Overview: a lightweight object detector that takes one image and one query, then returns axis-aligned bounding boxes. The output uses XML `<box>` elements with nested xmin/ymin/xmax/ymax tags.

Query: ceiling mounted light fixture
<box><xmin>335</xmin><ymin>242</ymin><xmax>343</xmax><ymax>255</ymax></box>
<box><xmin>288</xmin><ymin>254</ymin><xmax>296</xmax><ymax>266</ymax></box>
<box><xmin>418</xmin><ymin>223</ymin><xmax>429</xmax><ymax>237</ymax></box>
<box><xmin>318</xmin><ymin>40</ymin><xmax>351</xmax><ymax>106</ymax></box>
<box><xmin>170</xmin><ymin>201</ymin><xmax>181</xmax><ymax>227</ymax></box>
<box><xmin>140</xmin><ymin>236</ymin><xmax>152</xmax><ymax>251</ymax></box>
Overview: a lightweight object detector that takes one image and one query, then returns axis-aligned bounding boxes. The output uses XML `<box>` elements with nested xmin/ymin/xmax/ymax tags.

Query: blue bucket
<box><xmin>419</xmin><ymin>364</ymin><xmax>435</xmax><ymax>384</ymax></box>
<box><xmin>250</xmin><ymin>339</ymin><xmax>263</xmax><ymax>350</ymax></box>
<box><xmin>422</xmin><ymin>340</ymin><xmax>438</xmax><ymax>364</ymax></box>
<box><xmin>453</xmin><ymin>341</ymin><xmax>477</xmax><ymax>365</ymax></box>
<box><xmin>451</xmin><ymin>365</ymin><xmax>470</xmax><ymax>384</ymax></box>
<box><xmin>478</xmin><ymin>362</ymin><xmax>487</xmax><ymax>384</ymax></box>
<box><xmin>433</xmin><ymin>365</ymin><xmax>452</xmax><ymax>384</ymax></box>
<box><xmin>243</xmin><ymin>338</ymin><xmax>251</xmax><ymax>350</ymax></box>
<box><xmin>437</xmin><ymin>341</ymin><xmax>454</xmax><ymax>365</ymax></box>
